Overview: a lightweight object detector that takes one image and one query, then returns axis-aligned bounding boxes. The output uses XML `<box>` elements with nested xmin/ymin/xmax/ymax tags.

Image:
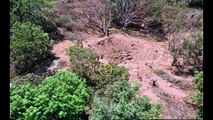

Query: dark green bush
<box><xmin>10</xmin><ymin>71</ymin><xmax>89</xmax><ymax>120</ymax></box>
<box><xmin>193</xmin><ymin>71</ymin><xmax>203</xmax><ymax>92</ymax></box>
<box><xmin>90</xmin><ymin>80</ymin><xmax>161</xmax><ymax>120</ymax></box>
<box><xmin>68</xmin><ymin>46</ymin><xmax>129</xmax><ymax>90</ymax></box>
<box><xmin>68</xmin><ymin>45</ymin><xmax>98</xmax><ymax>77</ymax></box>
<box><xmin>68</xmin><ymin>46</ymin><xmax>130</xmax><ymax>112</ymax></box>
<box><xmin>10</xmin><ymin>22</ymin><xmax>52</xmax><ymax>75</ymax></box>
<box><xmin>56</xmin><ymin>15</ymin><xmax>74</xmax><ymax>31</ymax></box>
<box><xmin>10</xmin><ymin>0</ymin><xmax>54</xmax><ymax>26</ymax></box>
<box><xmin>11</xmin><ymin>73</ymin><xmax>43</xmax><ymax>86</ymax></box>
<box><xmin>86</xmin><ymin>62</ymin><xmax>129</xmax><ymax>100</ymax></box>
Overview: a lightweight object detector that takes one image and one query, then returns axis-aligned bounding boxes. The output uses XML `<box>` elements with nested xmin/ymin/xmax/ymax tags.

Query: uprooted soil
<box><xmin>49</xmin><ymin>31</ymin><xmax>196</xmax><ymax>118</ymax></box>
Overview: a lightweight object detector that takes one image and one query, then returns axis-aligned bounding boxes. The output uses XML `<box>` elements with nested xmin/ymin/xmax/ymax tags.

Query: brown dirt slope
<box><xmin>50</xmin><ymin>32</ymin><xmax>196</xmax><ymax>119</ymax></box>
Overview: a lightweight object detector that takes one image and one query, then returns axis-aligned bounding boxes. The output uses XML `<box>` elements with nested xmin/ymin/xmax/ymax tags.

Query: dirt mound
<box><xmin>83</xmin><ymin>33</ymin><xmax>196</xmax><ymax>118</ymax></box>
<box><xmin>49</xmin><ymin>32</ymin><xmax>196</xmax><ymax>118</ymax></box>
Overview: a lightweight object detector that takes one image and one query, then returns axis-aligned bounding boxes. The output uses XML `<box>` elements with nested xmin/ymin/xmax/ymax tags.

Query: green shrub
<box><xmin>149</xmin><ymin>0</ymin><xmax>167</xmax><ymax>19</ymax></box>
<box><xmin>10</xmin><ymin>0</ymin><xmax>54</xmax><ymax>25</ymax></box>
<box><xmin>63</xmin><ymin>31</ymin><xmax>78</xmax><ymax>41</ymax></box>
<box><xmin>10</xmin><ymin>22</ymin><xmax>52</xmax><ymax>75</ymax></box>
<box><xmin>68</xmin><ymin>46</ymin><xmax>130</xmax><ymax>112</ymax></box>
<box><xmin>11</xmin><ymin>73</ymin><xmax>43</xmax><ymax>86</ymax></box>
<box><xmin>56</xmin><ymin>15</ymin><xmax>74</xmax><ymax>31</ymax></box>
<box><xmin>68</xmin><ymin>46</ymin><xmax>129</xmax><ymax>91</ymax></box>
<box><xmin>148</xmin><ymin>0</ymin><xmax>202</xmax><ymax>35</ymax></box>
<box><xmin>193</xmin><ymin>71</ymin><xmax>203</xmax><ymax>92</ymax></box>
<box><xmin>90</xmin><ymin>80</ymin><xmax>161</xmax><ymax>120</ymax></box>
<box><xmin>169</xmin><ymin>31</ymin><xmax>203</xmax><ymax>74</ymax></box>
<box><xmin>68</xmin><ymin>45</ymin><xmax>98</xmax><ymax>77</ymax></box>
<box><xmin>190</xmin><ymin>71</ymin><xmax>203</xmax><ymax>118</ymax></box>
<box><xmin>10</xmin><ymin>71</ymin><xmax>89</xmax><ymax>120</ymax></box>
<box><xmin>92</xmin><ymin>63</ymin><xmax>129</xmax><ymax>96</ymax></box>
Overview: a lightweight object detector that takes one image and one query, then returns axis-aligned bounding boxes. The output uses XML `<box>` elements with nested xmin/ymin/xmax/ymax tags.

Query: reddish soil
<box><xmin>50</xmin><ymin>31</ymin><xmax>196</xmax><ymax>119</ymax></box>
<box><xmin>51</xmin><ymin>40</ymin><xmax>73</xmax><ymax>62</ymax></box>
<box><xmin>49</xmin><ymin>40</ymin><xmax>74</xmax><ymax>71</ymax></box>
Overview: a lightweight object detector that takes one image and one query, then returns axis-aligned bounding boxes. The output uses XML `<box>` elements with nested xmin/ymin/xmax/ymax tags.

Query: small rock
<box><xmin>127</xmin><ymin>57</ymin><xmax>133</xmax><ymax>60</ymax></box>
<box><xmin>152</xmin><ymin>80</ymin><xmax>157</xmax><ymax>87</ymax></box>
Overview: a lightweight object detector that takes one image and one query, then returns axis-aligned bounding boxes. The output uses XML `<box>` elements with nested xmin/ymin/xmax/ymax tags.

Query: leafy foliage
<box><xmin>10</xmin><ymin>0</ymin><xmax>54</xmax><ymax>25</ymax></box>
<box><xmin>193</xmin><ymin>71</ymin><xmax>203</xmax><ymax>92</ymax></box>
<box><xmin>68</xmin><ymin>45</ymin><xmax>129</xmax><ymax>90</ymax></box>
<box><xmin>146</xmin><ymin>0</ymin><xmax>202</xmax><ymax>38</ymax></box>
<box><xmin>10</xmin><ymin>22</ymin><xmax>52</xmax><ymax>75</ymax></box>
<box><xmin>68</xmin><ymin>46</ymin><xmax>131</xmax><ymax>113</ymax></box>
<box><xmin>68</xmin><ymin>45</ymin><xmax>98</xmax><ymax>77</ymax></box>
<box><xmin>90</xmin><ymin>80</ymin><xmax>161</xmax><ymax>120</ymax></box>
<box><xmin>190</xmin><ymin>71</ymin><xmax>203</xmax><ymax>118</ymax></box>
<box><xmin>10</xmin><ymin>71</ymin><xmax>89</xmax><ymax>120</ymax></box>
<box><xmin>11</xmin><ymin>73</ymin><xmax>43</xmax><ymax>86</ymax></box>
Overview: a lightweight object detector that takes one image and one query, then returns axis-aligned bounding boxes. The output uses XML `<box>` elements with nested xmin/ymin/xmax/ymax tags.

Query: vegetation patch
<box><xmin>10</xmin><ymin>71</ymin><xmax>89</xmax><ymax>120</ymax></box>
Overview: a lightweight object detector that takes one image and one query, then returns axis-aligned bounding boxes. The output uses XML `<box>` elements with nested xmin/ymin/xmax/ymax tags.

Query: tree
<box><xmin>10</xmin><ymin>0</ymin><xmax>54</xmax><ymax>26</ymax></box>
<box><xmin>90</xmin><ymin>80</ymin><xmax>161</xmax><ymax>120</ymax></box>
<box><xmin>111</xmin><ymin>0</ymin><xmax>149</xmax><ymax>29</ymax></box>
<box><xmin>84</xmin><ymin>0</ymin><xmax>112</xmax><ymax>36</ymax></box>
<box><xmin>10</xmin><ymin>71</ymin><xmax>89</xmax><ymax>120</ymax></box>
<box><xmin>10</xmin><ymin>22</ymin><xmax>53</xmax><ymax>75</ymax></box>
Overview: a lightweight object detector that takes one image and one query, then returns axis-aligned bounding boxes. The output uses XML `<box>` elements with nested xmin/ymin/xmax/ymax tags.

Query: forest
<box><xmin>10</xmin><ymin>0</ymin><xmax>203</xmax><ymax>119</ymax></box>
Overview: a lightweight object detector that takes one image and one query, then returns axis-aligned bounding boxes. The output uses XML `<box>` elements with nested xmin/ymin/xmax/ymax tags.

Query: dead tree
<box><xmin>84</xmin><ymin>0</ymin><xmax>112</xmax><ymax>36</ymax></box>
<box><xmin>111</xmin><ymin>0</ymin><xmax>149</xmax><ymax>29</ymax></box>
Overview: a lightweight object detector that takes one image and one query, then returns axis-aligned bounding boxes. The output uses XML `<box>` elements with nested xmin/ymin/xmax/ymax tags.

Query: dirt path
<box><xmin>50</xmin><ymin>32</ymin><xmax>196</xmax><ymax>118</ymax></box>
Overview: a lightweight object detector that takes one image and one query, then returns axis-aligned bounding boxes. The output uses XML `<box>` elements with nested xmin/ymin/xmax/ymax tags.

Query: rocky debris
<box><xmin>155</xmin><ymin>70</ymin><xmax>192</xmax><ymax>90</ymax></box>
<box><xmin>91</xmin><ymin>36</ymin><xmax>114</xmax><ymax>46</ymax></box>
<box><xmin>48</xmin><ymin>59</ymin><xmax>69</xmax><ymax>72</ymax></box>
<box><xmin>151</xmin><ymin>80</ymin><xmax>158</xmax><ymax>87</ymax></box>
<box><xmin>153</xmin><ymin>87</ymin><xmax>196</xmax><ymax>119</ymax></box>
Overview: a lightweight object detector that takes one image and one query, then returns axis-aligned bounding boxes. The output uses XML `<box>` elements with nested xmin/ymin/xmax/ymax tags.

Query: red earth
<box><xmin>50</xmin><ymin>31</ymin><xmax>196</xmax><ymax>119</ymax></box>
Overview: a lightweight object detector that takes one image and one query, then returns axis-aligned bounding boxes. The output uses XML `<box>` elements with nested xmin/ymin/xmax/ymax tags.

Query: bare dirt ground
<box><xmin>48</xmin><ymin>40</ymin><xmax>73</xmax><ymax>71</ymax></box>
<box><xmin>50</xmin><ymin>31</ymin><xmax>196</xmax><ymax>119</ymax></box>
